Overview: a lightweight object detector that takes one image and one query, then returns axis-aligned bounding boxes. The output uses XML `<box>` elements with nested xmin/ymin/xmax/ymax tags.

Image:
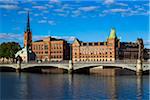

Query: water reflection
<box><xmin>1</xmin><ymin>73</ymin><xmax>149</xmax><ymax>100</ymax></box>
<box><xmin>110</xmin><ymin>77</ymin><xmax>117</xmax><ymax>100</ymax></box>
<box><xmin>136</xmin><ymin>76</ymin><xmax>143</xmax><ymax>100</ymax></box>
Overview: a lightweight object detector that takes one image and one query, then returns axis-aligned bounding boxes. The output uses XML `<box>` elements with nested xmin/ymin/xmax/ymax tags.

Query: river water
<box><xmin>0</xmin><ymin>72</ymin><xmax>149</xmax><ymax>100</ymax></box>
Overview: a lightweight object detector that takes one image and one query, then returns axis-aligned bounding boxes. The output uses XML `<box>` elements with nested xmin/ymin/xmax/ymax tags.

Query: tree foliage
<box><xmin>0</xmin><ymin>42</ymin><xmax>21</xmax><ymax>59</ymax></box>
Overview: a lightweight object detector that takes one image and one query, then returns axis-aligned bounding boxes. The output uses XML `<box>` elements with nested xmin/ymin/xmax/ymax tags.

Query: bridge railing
<box><xmin>73</xmin><ymin>60</ymin><xmax>138</xmax><ymax>64</ymax></box>
<box><xmin>23</xmin><ymin>60</ymin><xmax>70</xmax><ymax>64</ymax></box>
<box><xmin>0</xmin><ymin>60</ymin><xmax>149</xmax><ymax>64</ymax></box>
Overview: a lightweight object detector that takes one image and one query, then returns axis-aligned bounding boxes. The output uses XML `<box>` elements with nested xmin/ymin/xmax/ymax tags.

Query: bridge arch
<box><xmin>21</xmin><ymin>64</ymin><xmax>69</xmax><ymax>70</ymax></box>
<box><xmin>73</xmin><ymin>64</ymin><xmax>136</xmax><ymax>71</ymax></box>
<box><xmin>0</xmin><ymin>65</ymin><xmax>16</xmax><ymax>72</ymax></box>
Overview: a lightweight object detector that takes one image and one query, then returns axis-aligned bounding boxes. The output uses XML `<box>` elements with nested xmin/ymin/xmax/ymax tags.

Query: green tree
<box><xmin>0</xmin><ymin>42</ymin><xmax>21</xmax><ymax>62</ymax></box>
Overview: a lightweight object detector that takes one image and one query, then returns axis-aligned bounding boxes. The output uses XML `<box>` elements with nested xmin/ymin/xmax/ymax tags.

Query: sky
<box><xmin>0</xmin><ymin>0</ymin><xmax>149</xmax><ymax>48</ymax></box>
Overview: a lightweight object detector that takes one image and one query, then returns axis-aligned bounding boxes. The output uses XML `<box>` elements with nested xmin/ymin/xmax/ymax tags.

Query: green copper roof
<box><xmin>109</xmin><ymin>28</ymin><xmax>117</xmax><ymax>39</ymax></box>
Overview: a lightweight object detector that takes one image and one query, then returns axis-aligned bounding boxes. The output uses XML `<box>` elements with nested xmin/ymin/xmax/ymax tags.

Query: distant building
<box><xmin>72</xmin><ymin>28</ymin><xmax>120</xmax><ymax>63</ymax></box>
<box><xmin>117</xmin><ymin>39</ymin><xmax>144</xmax><ymax>60</ymax></box>
<box><xmin>143</xmin><ymin>48</ymin><xmax>150</xmax><ymax>61</ymax></box>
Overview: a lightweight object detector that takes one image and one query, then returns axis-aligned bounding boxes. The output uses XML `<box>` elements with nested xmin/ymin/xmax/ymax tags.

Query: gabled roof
<box><xmin>73</xmin><ymin>38</ymin><xmax>80</xmax><ymax>44</ymax></box>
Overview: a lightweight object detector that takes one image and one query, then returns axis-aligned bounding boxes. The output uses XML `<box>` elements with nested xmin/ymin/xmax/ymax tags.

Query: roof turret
<box><xmin>108</xmin><ymin>28</ymin><xmax>117</xmax><ymax>39</ymax></box>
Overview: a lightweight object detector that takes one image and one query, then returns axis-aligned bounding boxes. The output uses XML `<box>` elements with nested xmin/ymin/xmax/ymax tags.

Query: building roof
<box><xmin>34</xmin><ymin>40</ymin><xmax>43</xmax><ymax>42</ymax></box>
<box><xmin>33</xmin><ymin>36</ymin><xmax>66</xmax><ymax>43</ymax></box>
<box><xmin>120</xmin><ymin>42</ymin><xmax>138</xmax><ymax>48</ymax></box>
<box><xmin>108</xmin><ymin>28</ymin><xmax>117</xmax><ymax>39</ymax></box>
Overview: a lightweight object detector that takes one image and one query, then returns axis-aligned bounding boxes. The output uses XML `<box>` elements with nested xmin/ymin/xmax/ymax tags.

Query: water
<box><xmin>0</xmin><ymin>72</ymin><xmax>149</xmax><ymax>100</ymax></box>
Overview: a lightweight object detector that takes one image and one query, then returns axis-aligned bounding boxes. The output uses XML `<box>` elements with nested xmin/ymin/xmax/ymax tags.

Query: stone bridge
<box><xmin>0</xmin><ymin>60</ymin><xmax>149</xmax><ymax>72</ymax></box>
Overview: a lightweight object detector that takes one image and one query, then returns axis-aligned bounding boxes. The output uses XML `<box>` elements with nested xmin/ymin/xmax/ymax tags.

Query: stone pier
<box><xmin>136</xmin><ymin>59</ymin><xmax>143</xmax><ymax>76</ymax></box>
<box><xmin>68</xmin><ymin>60</ymin><xmax>73</xmax><ymax>74</ymax></box>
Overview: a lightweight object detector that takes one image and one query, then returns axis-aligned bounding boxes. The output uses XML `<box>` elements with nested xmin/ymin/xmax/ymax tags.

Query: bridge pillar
<box><xmin>68</xmin><ymin>60</ymin><xmax>73</xmax><ymax>74</ymax></box>
<box><xmin>16</xmin><ymin>63</ymin><xmax>21</xmax><ymax>73</ymax></box>
<box><xmin>136</xmin><ymin>59</ymin><xmax>143</xmax><ymax>76</ymax></box>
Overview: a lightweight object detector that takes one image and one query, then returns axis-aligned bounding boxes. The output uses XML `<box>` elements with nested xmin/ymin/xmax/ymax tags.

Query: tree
<box><xmin>0</xmin><ymin>42</ymin><xmax>21</xmax><ymax>62</ymax></box>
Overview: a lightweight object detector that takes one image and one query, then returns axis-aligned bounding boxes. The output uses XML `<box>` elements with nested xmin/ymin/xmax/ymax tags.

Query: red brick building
<box><xmin>72</xmin><ymin>28</ymin><xmax>120</xmax><ymax>63</ymax></box>
<box><xmin>32</xmin><ymin>37</ymin><xmax>70</xmax><ymax>61</ymax></box>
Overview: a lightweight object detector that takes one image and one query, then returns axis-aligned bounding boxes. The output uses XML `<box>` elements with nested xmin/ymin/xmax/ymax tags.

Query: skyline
<box><xmin>0</xmin><ymin>0</ymin><xmax>149</xmax><ymax>48</ymax></box>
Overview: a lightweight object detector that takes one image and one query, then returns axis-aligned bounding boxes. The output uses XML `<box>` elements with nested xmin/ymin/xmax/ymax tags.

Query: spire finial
<box><xmin>26</xmin><ymin>11</ymin><xmax>30</xmax><ymax>32</ymax></box>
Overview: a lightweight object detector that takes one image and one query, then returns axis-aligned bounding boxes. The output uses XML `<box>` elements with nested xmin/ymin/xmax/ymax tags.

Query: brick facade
<box><xmin>32</xmin><ymin>37</ymin><xmax>70</xmax><ymax>61</ymax></box>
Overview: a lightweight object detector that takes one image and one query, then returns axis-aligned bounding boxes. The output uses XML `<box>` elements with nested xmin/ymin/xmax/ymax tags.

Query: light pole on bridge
<box><xmin>136</xmin><ymin>38</ymin><xmax>143</xmax><ymax>76</ymax></box>
<box><xmin>68</xmin><ymin>43</ymin><xmax>73</xmax><ymax>73</ymax></box>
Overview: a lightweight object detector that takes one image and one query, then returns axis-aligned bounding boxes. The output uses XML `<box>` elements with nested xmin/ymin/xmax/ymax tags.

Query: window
<box><xmin>44</xmin><ymin>44</ymin><xmax>48</xmax><ymax>50</ymax></box>
<box><xmin>45</xmin><ymin>51</ymin><xmax>48</xmax><ymax>54</ymax></box>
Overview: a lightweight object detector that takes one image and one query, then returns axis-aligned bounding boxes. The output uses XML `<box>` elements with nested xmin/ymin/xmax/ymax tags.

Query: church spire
<box><xmin>26</xmin><ymin>11</ymin><xmax>30</xmax><ymax>32</ymax></box>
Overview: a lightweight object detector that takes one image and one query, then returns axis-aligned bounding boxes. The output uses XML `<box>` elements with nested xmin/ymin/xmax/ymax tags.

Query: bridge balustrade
<box><xmin>0</xmin><ymin>60</ymin><xmax>149</xmax><ymax>64</ymax></box>
<box><xmin>73</xmin><ymin>60</ymin><xmax>138</xmax><ymax>64</ymax></box>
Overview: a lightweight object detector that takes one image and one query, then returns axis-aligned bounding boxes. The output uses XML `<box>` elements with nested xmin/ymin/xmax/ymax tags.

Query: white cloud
<box><xmin>110</xmin><ymin>8</ymin><xmax>129</xmax><ymax>13</ymax></box>
<box><xmin>33</xmin><ymin>6</ymin><xmax>47</xmax><ymax>10</ymax></box>
<box><xmin>49</xmin><ymin>0</ymin><xmax>60</xmax><ymax>3</ymax></box>
<box><xmin>45</xmin><ymin>4</ymin><xmax>53</xmax><ymax>8</ymax></box>
<box><xmin>72</xmin><ymin>10</ymin><xmax>81</xmax><ymax>17</ymax></box>
<box><xmin>0</xmin><ymin>33</ymin><xmax>23</xmax><ymax>41</ymax></box>
<box><xmin>0</xmin><ymin>4</ymin><xmax>19</xmax><ymax>10</ymax></box>
<box><xmin>0</xmin><ymin>1</ymin><xmax>19</xmax><ymax>4</ymax></box>
<box><xmin>116</xmin><ymin>3</ymin><xmax>128</xmax><ymax>6</ymax></box>
<box><xmin>57</xmin><ymin>13</ymin><xmax>67</xmax><ymax>17</ymax></box>
<box><xmin>103</xmin><ymin>0</ymin><xmax>115</xmax><ymax>5</ymax></box>
<box><xmin>43</xmin><ymin>17</ymin><xmax>47</xmax><ymax>19</ymax></box>
<box><xmin>48</xmin><ymin>20</ymin><xmax>56</xmax><ymax>25</ymax></box>
<box><xmin>78</xmin><ymin>6</ymin><xmax>99</xmax><ymax>12</ymax></box>
<box><xmin>54</xmin><ymin>9</ymin><xmax>64</xmax><ymax>13</ymax></box>
<box><xmin>52</xmin><ymin>36</ymin><xmax>75</xmax><ymax>42</ymax></box>
<box><xmin>18</xmin><ymin>11</ymin><xmax>26</xmax><ymax>14</ymax></box>
<box><xmin>34</xmin><ymin>14</ymin><xmax>39</xmax><ymax>16</ymax></box>
<box><xmin>33</xmin><ymin>35</ymin><xmax>75</xmax><ymax>42</ymax></box>
<box><xmin>103</xmin><ymin>8</ymin><xmax>129</xmax><ymax>14</ymax></box>
<box><xmin>38</xmin><ymin>20</ymin><xmax>47</xmax><ymax>23</ymax></box>
<box><xmin>34</xmin><ymin>13</ymin><xmax>43</xmax><ymax>16</ymax></box>
<box><xmin>38</xmin><ymin>20</ymin><xmax>56</xmax><ymax>25</ymax></box>
<box><xmin>43</xmin><ymin>10</ymin><xmax>49</xmax><ymax>13</ymax></box>
<box><xmin>24</xmin><ymin>8</ymin><xmax>32</xmax><ymax>11</ymax></box>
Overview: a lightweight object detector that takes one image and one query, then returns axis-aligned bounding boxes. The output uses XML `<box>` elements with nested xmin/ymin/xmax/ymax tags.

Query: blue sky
<box><xmin>0</xmin><ymin>0</ymin><xmax>149</xmax><ymax>48</ymax></box>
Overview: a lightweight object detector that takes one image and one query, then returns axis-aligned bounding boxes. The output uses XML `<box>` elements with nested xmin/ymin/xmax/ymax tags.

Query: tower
<box><xmin>24</xmin><ymin>11</ymin><xmax>32</xmax><ymax>50</ymax></box>
<box><xmin>107</xmin><ymin>28</ymin><xmax>119</xmax><ymax>61</ymax></box>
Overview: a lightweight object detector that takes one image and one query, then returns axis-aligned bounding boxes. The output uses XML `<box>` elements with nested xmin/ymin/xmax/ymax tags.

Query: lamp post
<box><xmin>136</xmin><ymin>39</ymin><xmax>143</xmax><ymax>76</ymax></box>
<box><xmin>68</xmin><ymin>43</ymin><xmax>73</xmax><ymax>73</ymax></box>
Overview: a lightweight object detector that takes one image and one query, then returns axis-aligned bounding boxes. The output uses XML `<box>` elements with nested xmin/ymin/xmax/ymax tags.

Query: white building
<box><xmin>15</xmin><ymin>47</ymin><xmax>35</xmax><ymax>63</ymax></box>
